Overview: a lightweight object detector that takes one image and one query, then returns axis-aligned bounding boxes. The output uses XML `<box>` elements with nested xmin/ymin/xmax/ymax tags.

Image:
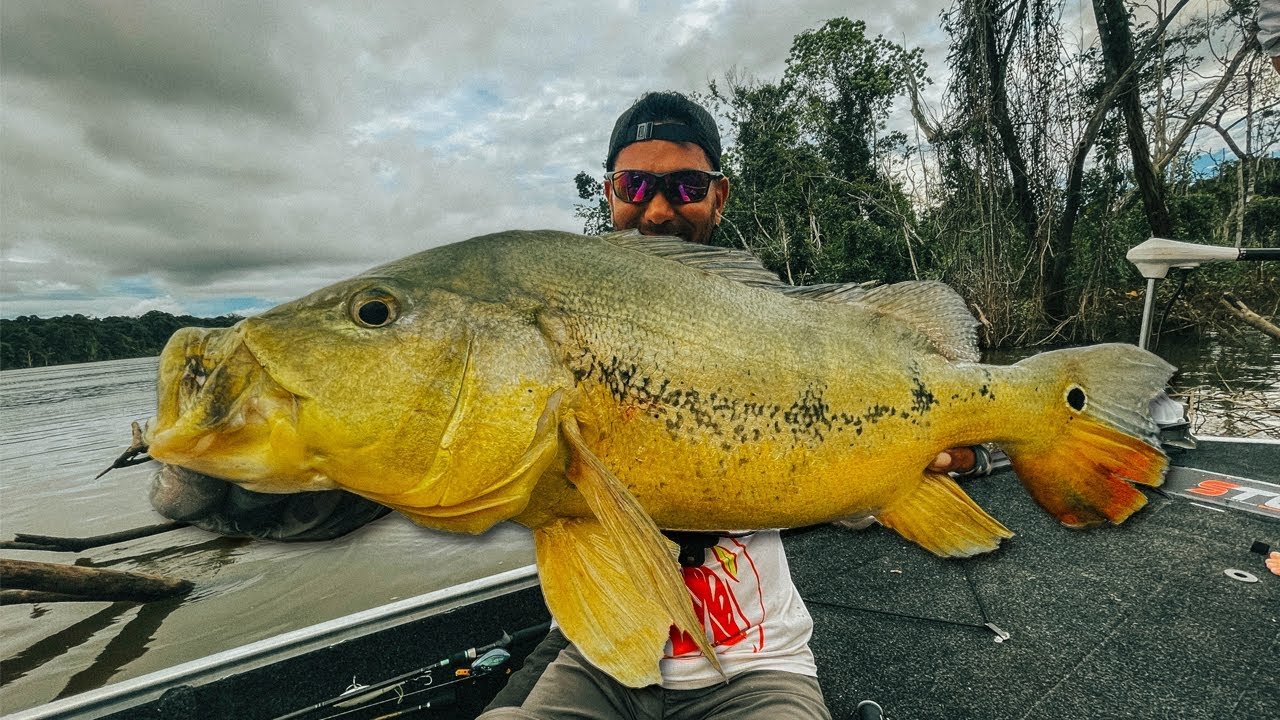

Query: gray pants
<box><xmin>479</xmin><ymin>630</ymin><xmax>830</xmax><ymax>720</ymax></box>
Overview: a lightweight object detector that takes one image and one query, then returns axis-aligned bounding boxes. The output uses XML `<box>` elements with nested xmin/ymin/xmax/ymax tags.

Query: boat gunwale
<box><xmin>1</xmin><ymin>565</ymin><xmax>539</xmax><ymax>720</ymax></box>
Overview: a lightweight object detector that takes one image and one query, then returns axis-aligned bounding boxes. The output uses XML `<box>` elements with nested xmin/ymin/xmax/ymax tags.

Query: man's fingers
<box><xmin>928</xmin><ymin>447</ymin><xmax>977</xmax><ymax>474</ymax></box>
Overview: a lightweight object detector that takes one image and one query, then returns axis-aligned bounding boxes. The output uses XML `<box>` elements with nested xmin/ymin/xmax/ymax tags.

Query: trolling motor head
<box><xmin>1127</xmin><ymin>237</ymin><xmax>1280</xmax><ymax>279</ymax></box>
<box><xmin>1126</xmin><ymin>237</ymin><xmax>1243</xmax><ymax>279</ymax></box>
<box><xmin>1127</xmin><ymin>237</ymin><xmax>1280</xmax><ymax>350</ymax></box>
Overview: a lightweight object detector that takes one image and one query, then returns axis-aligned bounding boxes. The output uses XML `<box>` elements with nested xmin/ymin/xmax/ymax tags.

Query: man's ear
<box><xmin>603</xmin><ymin>176</ymin><xmax>615</xmax><ymax>205</ymax></box>
<box><xmin>713</xmin><ymin>177</ymin><xmax>729</xmax><ymax>223</ymax></box>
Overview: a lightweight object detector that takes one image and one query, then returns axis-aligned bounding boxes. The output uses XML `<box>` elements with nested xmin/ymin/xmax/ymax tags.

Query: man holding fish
<box><xmin>471</xmin><ymin>90</ymin><xmax>992</xmax><ymax>720</ymax></box>
<box><xmin>148</xmin><ymin>82</ymin><xmax>1175</xmax><ymax>717</ymax></box>
<box><xmin>149</xmin><ymin>90</ymin><xmax>988</xmax><ymax>719</ymax></box>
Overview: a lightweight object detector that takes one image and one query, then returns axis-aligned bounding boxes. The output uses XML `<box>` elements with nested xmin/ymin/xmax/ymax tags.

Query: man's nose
<box><xmin>642</xmin><ymin>191</ymin><xmax>677</xmax><ymax>224</ymax></box>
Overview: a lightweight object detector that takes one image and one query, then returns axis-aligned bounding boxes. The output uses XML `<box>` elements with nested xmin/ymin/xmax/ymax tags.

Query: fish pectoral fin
<box><xmin>534</xmin><ymin>519</ymin><xmax>672</xmax><ymax>688</ymax></box>
<box><xmin>558</xmin><ymin>412</ymin><xmax>721</xmax><ymax>684</ymax></box>
<box><xmin>877</xmin><ymin>473</ymin><xmax>1013</xmax><ymax>558</ymax></box>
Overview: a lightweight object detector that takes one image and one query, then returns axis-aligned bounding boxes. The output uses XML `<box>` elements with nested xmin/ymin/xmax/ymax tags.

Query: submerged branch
<box><xmin>0</xmin><ymin>559</ymin><xmax>193</xmax><ymax>605</ymax></box>
<box><xmin>94</xmin><ymin>420</ymin><xmax>151</xmax><ymax>480</ymax></box>
<box><xmin>1219</xmin><ymin>293</ymin><xmax>1280</xmax><ymax>341</ymax></box>
<box><xmin>1</xmin><ymin>522</ymin><xmax>188</xmax><ymax>553</ymax></box>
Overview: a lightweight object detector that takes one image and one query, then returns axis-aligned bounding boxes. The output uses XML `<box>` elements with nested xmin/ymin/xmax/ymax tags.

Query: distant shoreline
<box><xmin>0</xmin><ymin>312</ymin><xmax>241</xmax><ymax>370</ymax></box>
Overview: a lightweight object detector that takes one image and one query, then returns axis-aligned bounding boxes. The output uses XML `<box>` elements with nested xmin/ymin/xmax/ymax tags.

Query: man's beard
<box><xmin>639</xmin><ymin>220</ymin><xmax>718</xmax><ymax>246</ymax></box>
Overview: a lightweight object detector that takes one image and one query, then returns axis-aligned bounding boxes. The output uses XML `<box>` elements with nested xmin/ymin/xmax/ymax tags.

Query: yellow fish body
<box><xmin>144</xmin><ymin>230</ymin><xmax>1173</xmax><ymax>686</ymax></box>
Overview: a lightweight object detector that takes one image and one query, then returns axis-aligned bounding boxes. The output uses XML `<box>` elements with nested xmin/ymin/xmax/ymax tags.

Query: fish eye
<box><xmin>349</xmin><ymin>289</ymin><xmax>399</xmax><ymax>328</ymax></box>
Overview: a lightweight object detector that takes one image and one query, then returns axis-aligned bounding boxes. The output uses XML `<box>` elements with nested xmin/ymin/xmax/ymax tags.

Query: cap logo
<box><xmin>634</xmin><ymin>122</ymin><xmax>652</xmax><ymax>141</ymax></box>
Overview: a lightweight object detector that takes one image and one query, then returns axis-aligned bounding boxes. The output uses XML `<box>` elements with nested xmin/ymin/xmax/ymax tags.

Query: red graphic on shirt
<box><xmin>667</xmin><ymin>539</ymin><xmax>764</xmax><ymax>657</ymax></box>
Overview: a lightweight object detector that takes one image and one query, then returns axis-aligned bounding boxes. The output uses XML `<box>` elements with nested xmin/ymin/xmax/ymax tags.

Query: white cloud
<box><xmin>1</xmin><ymin>0</ymin><xmax>960</xmax><ymax>319</ymax></box>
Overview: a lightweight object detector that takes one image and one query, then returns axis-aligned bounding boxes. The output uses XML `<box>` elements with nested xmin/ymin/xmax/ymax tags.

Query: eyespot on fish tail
<box><xmin>1004</xmin><ymin>344</ymin><xmax>1172</xmax><ymax>528</ymax></box>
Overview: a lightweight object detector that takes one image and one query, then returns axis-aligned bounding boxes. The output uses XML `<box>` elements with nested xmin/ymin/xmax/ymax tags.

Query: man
<box><xmin>477</xmin><ymin>91</ymin><xmax>983</xmax><ymax>720</ymax></box>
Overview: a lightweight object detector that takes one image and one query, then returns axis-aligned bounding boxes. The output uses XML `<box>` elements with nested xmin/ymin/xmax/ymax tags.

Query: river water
<box><xmin>0</xmin><ymin>357</ymin><xmax>536</xmax><ymax>714</ymax></box>
<box><xmin>1</xmin><ymin>335</ymin><xmax>1276</xmax><ymax>714</ymax></box>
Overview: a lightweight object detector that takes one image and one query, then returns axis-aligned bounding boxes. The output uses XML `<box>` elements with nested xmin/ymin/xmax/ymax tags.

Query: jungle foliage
<box><xmin>577</xmin><ymin>3</ymin><xmax>1278</xmax><ymax>348</ymax></box>
<box><xmin>1</xmin><ymin>312</ymin><xmax>241</xmax><ymax>369</ymax></box>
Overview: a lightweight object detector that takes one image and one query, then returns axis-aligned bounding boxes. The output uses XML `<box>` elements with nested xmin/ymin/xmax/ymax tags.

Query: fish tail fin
<box><xmin>1002</xmin><ymin>344</ymin><xmax>1173</xmax><ymax>528</ymax></box>
<box><xmin>550</xmin><ymin>413</ymin><xmax>719</xmax><ymax>685</ymax></box>
<box><xmin>877</xmin><ymin>473</ymin><xmax>1013</xmax><ymax>557</ymax></box>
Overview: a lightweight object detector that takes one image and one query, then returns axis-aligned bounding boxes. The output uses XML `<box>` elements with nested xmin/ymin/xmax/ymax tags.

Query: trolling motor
<box><xmin>1125</xmin><ymin>237</ymin><xmax>1280</xmax><ymax>350</ymax></box>
<box><xmin>1125</xmin><ymin>238</ymin><xmax>1280</xmax><ymax>449</ymax></box>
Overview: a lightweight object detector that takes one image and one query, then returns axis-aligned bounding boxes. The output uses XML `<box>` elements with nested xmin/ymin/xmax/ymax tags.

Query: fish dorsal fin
<box><xmin>541</xmin><ymin>411</ymin><xmax>720</xmax><ymax>686</ymax></box>
<box><xmin>852</xmin><ymin>281</ymin><xmax>981</xmax><ymax>362</ymax></box>
<box><xmin>600</xmin><ymin>230</ymin><xmax>787</xmax><ymax>289</ymax></box>
<box><xmin>600</xmin><ymin>231</ymin><xmax>978</xmax><ymax>360</ymax></box>
<box><xmin>779</xmin><ymin>281</ymin><xmax>878</xmax><ymax>303</ymax></box>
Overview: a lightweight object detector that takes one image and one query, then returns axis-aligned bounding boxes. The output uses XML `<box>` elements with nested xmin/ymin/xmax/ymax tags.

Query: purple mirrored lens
<box><xmin>615</xmin><ymin>171</ymin><xmax>654</xmax><ymax>202</ymax></box>
<box><xmin>611</xmin><ymin>170</ymin><xmax>715</xmax><ymax>205</ymax></box>
<box><xmin>668</xmin><ymin>171</ymin><xmax>710</xmax><ymax>203</ymax></box>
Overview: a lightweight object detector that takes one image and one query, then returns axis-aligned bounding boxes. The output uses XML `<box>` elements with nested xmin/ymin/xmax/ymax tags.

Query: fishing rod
<box><xmin>272</xmin><ymin>620</ymin><xmax>551</xmax><ymax>720</ymax></box>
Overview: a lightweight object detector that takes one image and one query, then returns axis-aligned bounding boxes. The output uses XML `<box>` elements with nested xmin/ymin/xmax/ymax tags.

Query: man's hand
<box><xmin>929</xmin><ymin>447</ymin><xmax>977</xmax><ymax>474</ymax></box>
<box><xmin>150</xmin><ymin>464</ymin><xmax>390</xmax><ymax>541</ymax></box>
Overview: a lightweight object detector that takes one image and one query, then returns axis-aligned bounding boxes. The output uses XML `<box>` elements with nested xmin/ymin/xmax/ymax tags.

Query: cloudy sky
<box><xmin>0</xmin><ymin>0</ymin><xmax>1103</xmax><ymax>319</ymax></box>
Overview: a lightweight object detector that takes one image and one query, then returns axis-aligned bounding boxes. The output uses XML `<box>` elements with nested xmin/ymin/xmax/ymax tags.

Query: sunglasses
<box><xmin>607</xmin><ymin>169</ymin><xmax>724</xmax><ymax>205</ymax></box>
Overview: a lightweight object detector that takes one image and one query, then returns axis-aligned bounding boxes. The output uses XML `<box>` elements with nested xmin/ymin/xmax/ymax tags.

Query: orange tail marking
<box><xmin>1008</xmin><ymin>413</ymin><xmax>1167</xmax><ymax>529</ymax></box>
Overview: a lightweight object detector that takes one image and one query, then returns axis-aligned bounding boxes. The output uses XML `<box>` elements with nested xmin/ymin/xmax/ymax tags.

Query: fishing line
<box><xmin>806</xmin><ymin>559</ymin><xmax>1009</xmax><ymax>641</ymax></box>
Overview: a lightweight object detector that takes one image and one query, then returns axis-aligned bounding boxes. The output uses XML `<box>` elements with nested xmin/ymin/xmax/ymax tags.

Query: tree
<box><xmin>0</xmin><ymin>313</ymin><xmax>241</xmax><ymax>368</ymax></box>
<box><xmin>922</xmin><ymin>0</ymin><xmax>1265</xmax><ymax>340</ymax></box>
<box><xmin>709</xmin><ymin>18</ymin><xmax>926</xmax><ymax>286</ymax></box>
<box><xmin>573</xmin><ymin>172</ymin><xmax>612</xmax><ymax>235</ymax></box>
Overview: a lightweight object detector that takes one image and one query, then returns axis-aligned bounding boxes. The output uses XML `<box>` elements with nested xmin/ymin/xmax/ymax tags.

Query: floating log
<box><xmin>0</xmin><ymin>590</ymin><xmax>85</xmax><ymax>605</ymax></box>
<box><xmin>0</xmin><ymin>559</ymin><xmax>193</xmax><ymax>605</ymax></box>
<box><xmin>1220</xmin><ymin>293</ymin><xmax>1280</xmax><ymax>341</ymax></box>
<box><xmin>1</xmin><ymin>521</ymin><xmax>188</xmax><ymax>552</ymax></box>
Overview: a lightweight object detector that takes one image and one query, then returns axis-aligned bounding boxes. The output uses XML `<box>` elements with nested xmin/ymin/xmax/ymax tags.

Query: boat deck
<box><xmin>89</xmin><ymin>438</ymin><xmax>1278</xmax><ymax>719</ymax></box>
<box><xmin>790</xmin><ymin>437</ymin><xmax>1278</xmax><ymax>719</ymax></box>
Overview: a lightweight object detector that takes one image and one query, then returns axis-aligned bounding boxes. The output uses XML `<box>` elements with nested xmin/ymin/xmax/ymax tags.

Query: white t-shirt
<box><xmin>658</xmin><ymin>529</ymin><xmax>818</xmax><ymax>690</ymax></box>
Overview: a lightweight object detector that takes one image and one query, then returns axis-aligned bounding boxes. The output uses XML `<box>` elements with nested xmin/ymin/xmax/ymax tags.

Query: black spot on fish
<box><xmin>1067</xmin><ymin>386</ymin><xmax>1086</xmax><ymax>412</ymax></box>
<box><xmin>908</xmin><ymin>370</ymin><xmax>939</xmax><ymax>417</ymax></box>
<box><xmin>861</xmin><ymin>404</ymin><xmax>895</xmax><ymax>424</ymax></box>
<box><xmin>570</xmin><ymin>350</ymin><xmax>863</xmax><ymax>449</ymax></box>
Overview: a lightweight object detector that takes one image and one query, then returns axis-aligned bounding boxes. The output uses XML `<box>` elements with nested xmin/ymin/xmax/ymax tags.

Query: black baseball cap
<box><xmin>606</xmin><ymin>91</ymin><xmax>722</xmax><ymax>171</ymax></box>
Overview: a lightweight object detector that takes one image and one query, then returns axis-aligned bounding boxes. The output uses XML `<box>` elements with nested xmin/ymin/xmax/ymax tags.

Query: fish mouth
<box><xmin>145</xmin><ymin>323</ymin><xmax>306</xmax><ymax>487</ymax></box>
